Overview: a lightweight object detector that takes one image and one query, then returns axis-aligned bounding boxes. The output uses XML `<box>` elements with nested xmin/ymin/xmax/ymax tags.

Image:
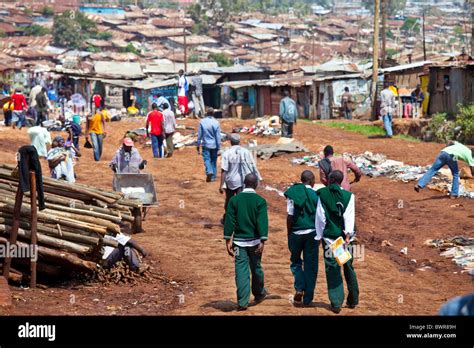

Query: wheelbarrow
<box><xmin>112</xmin><ymin>173</ymin><xmax>158</xmax><ymax>233</ymax></box>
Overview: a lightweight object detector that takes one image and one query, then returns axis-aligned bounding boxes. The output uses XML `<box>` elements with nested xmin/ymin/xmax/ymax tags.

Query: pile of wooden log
<box><xmin>0</xmin><ymin>164</ymin><xmax>142</xmax><ymax>284</ymax></box>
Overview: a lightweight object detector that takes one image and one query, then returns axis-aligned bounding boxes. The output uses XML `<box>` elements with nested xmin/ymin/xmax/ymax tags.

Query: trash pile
<box><xmin>232</xmin><ymin>116</ymin><xmax>281</xmax><ymax>136</ymax></box>
<box><xmin>290</xmin><ymin>151</ymin><xmax>474</xmax><ymax>198</ymax></box>
<box><xmin>0</xmin><ymin>164</ymin><xmax>141</xmax><ymax>283</ymax></box>
<box><xmin>425</xmin><ymin>236</ymin><xmax>474</xmax><ymax>274</ymax></box>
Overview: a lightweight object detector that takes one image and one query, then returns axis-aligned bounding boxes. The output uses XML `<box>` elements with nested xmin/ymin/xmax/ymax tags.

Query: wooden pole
<box><xmin>422</xmin><ymin>9</ymin><xmax>427</xmax><ymax>61</ymax></box>
<box><xmin>2</xmin><ymin>184</ymin><xmax>23</xmax><ymax>280</ymax></box>
<box><xmin>29</xmin><ymin>171</ymin><xmax>37</xmax><ymax>288</ymax></box>
<box><xmin>183</xmin><ymin>27</ymin><xmax>187</xmax><ymax>73</ymax></box>
<box><xmin>381</xmin><ymin>0</ymin><xmax>387</xmax><ymax>68</ymax></box>
<box><xmin>371</xmin><ymin>0</ymin><xmax>381</xmax><ymax>121</ymax></box>
<box><xmin>471</xmin><ymin>0</ymin><xmax>474</xmax><ymax>57</ymax></box>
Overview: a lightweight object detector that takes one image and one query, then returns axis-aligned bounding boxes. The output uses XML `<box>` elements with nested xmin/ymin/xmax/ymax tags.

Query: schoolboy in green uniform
<box><xmin>224</xmin><ymin>173</ymin><xmax>268</xmax><ymax>311</ymax></box>
<box><xmin>316</xmin><ymin>170</ymin><xmax>359</xmax><ymax>313</ymax></box>
<box><xmin>284</xmin><ymin>170</ymin><xmax>319</xmax><ymax>306</ymax></box>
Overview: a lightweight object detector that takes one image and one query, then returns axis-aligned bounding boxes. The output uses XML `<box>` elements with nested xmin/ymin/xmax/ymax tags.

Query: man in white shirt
<box><xmin>28</xmin><ymin>125</ymin><xmax>51</xmax><ymax>158</ymax></box>
<box><xmin>162</xmin><ymin>104</ymin><xmax>177</xmax><ymax>157</ymax></box>
<box><xmin>177</xmin><ymin>69</ymin><xmax>189</xmax><ymax>116</ymax></box>
<box><xmin>315</xmin><ymin>170</ymin><xmax>359</xmax><ymax>313</ymax></box>
<box><xmin>219</xmin><ymin>134</ymin><xmax>261</xmax><ymax>224</ymax></box>
<box><xmin>380</xmin><ymin>82</ymin><xmax>396</xmax><ymax>138</ymax></box>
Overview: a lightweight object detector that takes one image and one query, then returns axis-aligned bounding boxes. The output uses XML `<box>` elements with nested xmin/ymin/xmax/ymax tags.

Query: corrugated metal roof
<box><xmin>94</xmin><ymin>61</ymin><xmax>145</xmax><ymax>79</ymax></box>
<box><xmin>380</xmin><ymin>60</ymin><xmax>432</xmax><ymax>73</ymax></box>
<box><xmin>144</xmin><ymin>62</ymin><xmax>218</xmax><ymax>74</ymax></box>
<box><xmin>202</xmin><ymin>65</ymin><xmax>269</xmax><ymax>74</ymax></box>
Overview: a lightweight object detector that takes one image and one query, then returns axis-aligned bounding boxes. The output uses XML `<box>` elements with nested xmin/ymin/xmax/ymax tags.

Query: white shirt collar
<box><xmin>243</xmin><ymin>188</ymin><xmax>256</xmax><ymax>193</ymax></box>
<box><xmin>305</xmin><ymin>184</ymin><xmax>313</xmax><ymax>189</ymax></box>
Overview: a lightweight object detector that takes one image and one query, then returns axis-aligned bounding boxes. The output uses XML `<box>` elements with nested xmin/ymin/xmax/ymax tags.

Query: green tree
<box><xmin>23</xmin><ymin>24</ymin><xmax>50</xmax><ymax>36</ymax></box>
<box><xmin>42</xmin><ymin>6</ymin><xmax>55</xmax><ymax>17</ymax></box>
<box><xmin>453</xmin><ymin>26</ymin><xmax>464</xmax><ymax>37</ymax></box>
<box><xmin>52</xmin><ymin>12</ymin><xmax>83</xmax><ymax>49</ymax></box>
<box><xmin>209</xmin><ymin>52</ymin><xmax>232</xmax><ymax>67</ymax></box>
<box><xmin>121</xmin><ymin>43</ymin><xmax>140</xmax><ymax>55</ymax></box>
<box><xmin>401</xmin><ymin>17</ymin><xmax>420</xmax><ymax>34</ymax></box>
<box><xmin>189</xmin><ymin>53</ymin><xmax>200</xmax><ymax>63</ymax></box>
<box><xmin>94</xmin><ymin>31</ymin><xmax>113</xmax><ymax>40</ymax></box>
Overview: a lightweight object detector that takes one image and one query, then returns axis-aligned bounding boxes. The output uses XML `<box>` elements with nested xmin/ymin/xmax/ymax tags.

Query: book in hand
<box><xmin>330</xmin><ymin>236</ymin><xmax>352</xmax><ymax>266</ymax></box>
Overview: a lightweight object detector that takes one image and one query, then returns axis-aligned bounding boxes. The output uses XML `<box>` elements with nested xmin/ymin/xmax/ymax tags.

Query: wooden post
<box><xmin>2</xmin><ymin>185</ymin><xmax>23</xmax><ymax>279</ymax></box>
<box><xmin>183</xmin><ymin>27</ymin><xmax>187</xmax><ymax>73</ymax></box>
<box><xmin>381</xmin><ymin>0</ymin><xmax>387</xmax><ymax>68</ymax></box>
<box><xmin>371</xmin><ymin>0</ymin><xmax>381</xmax><ymax>121</ymax></box>
<box><xmin>29</xmin><ymin>171</ymin><xmax>37</xmax><ymax>288</ymax></box>
<box><xmin>422</xmin><ymin>9</ymin><xmax>427</xmax><ymax>61</ymax></box>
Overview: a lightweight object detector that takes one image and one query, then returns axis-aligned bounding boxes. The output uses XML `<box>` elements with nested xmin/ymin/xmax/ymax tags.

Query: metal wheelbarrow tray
<box><xmin>112</xmin><ymin>173</ymin><xmax>158</xmax><ymax>233</ymax></box>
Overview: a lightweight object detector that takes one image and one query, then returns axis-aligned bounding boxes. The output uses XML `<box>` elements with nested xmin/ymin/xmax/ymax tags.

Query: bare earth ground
<box><xmin>0</xmin><ymin>118</ymin><xmax>472</xmax><ymax>316</ymax></box>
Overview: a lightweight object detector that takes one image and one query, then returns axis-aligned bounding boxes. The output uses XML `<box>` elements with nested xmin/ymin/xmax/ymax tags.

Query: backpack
<box><xmin>319</xmin><ymin>158</ymin><xmax>332</xmax><ymax>178</ymax></box>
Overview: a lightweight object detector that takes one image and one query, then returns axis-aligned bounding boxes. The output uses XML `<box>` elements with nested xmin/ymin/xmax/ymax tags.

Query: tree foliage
<box><xmin>24</xmin><ymin>24</ymin><xmax>50</xmax><ymax>36</ymax></box>
<box><xmin>52</xmin><ymin>10</ymin><xmax>98</xmax><ymax>49</ymax></box>
<box><xmin>42</xmin><ymin>6</ymin><xmax>55</xmax><ymax>17</ymax></box>
<box><xmin>209</xmin><ymin>52</ymin><xmax>232</xmax><ymax>66</ymax></box>
<box><xmin>401</xmin><ymin>17</ymin><xmax>420</xmax><ymax>34</ymax></box>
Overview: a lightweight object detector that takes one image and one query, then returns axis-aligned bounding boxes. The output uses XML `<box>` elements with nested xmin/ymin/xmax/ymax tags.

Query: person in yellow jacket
<box><xmin>3</xmin><ymin>100</ymin><xmax>13</xmax><ymax>126</ymax></box>
<box><xmin>85</xmin><ymin>107</ymin><xmax>108</xmax><ymax>161</ymax></box>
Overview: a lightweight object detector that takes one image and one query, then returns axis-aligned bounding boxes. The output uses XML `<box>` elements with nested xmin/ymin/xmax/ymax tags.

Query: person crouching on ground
<box><xmin>315</xmin><ymin>170</ymin><xmax>359</xmax><ymax>313</ymax></box>
<box><xmin>415</xmin><ymin>140</ymin><xmax>474</xmax><ymax>199</ymax></box>
<box><xmin>47</xmin><ymin>136</ymin><xmax>76</xmax><ymax>183</ymax></box>
<box><xmin>102</xmin><ymin>232</ymin><xmax>148</xmax><ymax>273</ymax></box>
<box><xmin>110</xmin><ymin>137</ymin><xmax>147</xmax><ymax>174</ymax></box>
<box><xmin>284</xmin><ymin>170</ymin><xmax>319</xmax><ymax>307</ymax></box>
<box><xmin>224</xmin><ymin>173</ymin><xmax>268</xmax><ymax>311</ymax></box>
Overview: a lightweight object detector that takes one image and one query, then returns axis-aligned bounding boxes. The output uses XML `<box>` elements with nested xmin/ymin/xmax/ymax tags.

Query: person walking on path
<box><xmin>11</xmin><ymin>88</ymin><xmax>27</xmax><ymax>130</ymax></box>
<box><xmin>177</xmin><ymin>69</ymin><xmax>189</xmax><ymax>116</ymax></box>
<box><xmin>341</xmin><ymin>86</ymin><xmax>354</xmax><ymax>120</ymax></box>
<box><xmin>415</xmin><ymin>141</ymin><xmax>474</xmax><ymax>198</ymax></box>
<box><xmin>284</xmin><ymin>170</ymin><xmax>319</xmax><ymax>307</ymax></box>
<box><xmin>197</xmin><ymin>108</ymin><xmax>221</xmax><ymax>182</ymax></box>
<box><xmin>35</xmin><ymin>87</ymin><xmax>49</xmax><ymax>126</ymax></box>
<box><xmin>315</xmin><ymin>170</ymin><xmax>359</xmax><ymax>313</ymax></box>
<box><xmin>85</xmin><ymin>107</ymin><xmax>107</xmax><ymax>161</ymax></box>
<box><xmin>224</xmin><ymin>173</ymin><xmax>269</xmax><ymax>311</ymax></box>
<box><xmin>146</xmin><ymin>103</ymin><xmax>165</xmax><ymax>158</ymax></box>
<box><xmin>380</xmin><ymin>82</ymin><xmax>396</xmax><ymax>138</ymax></box>
<box><xmin>319</xmin><ymin>145</ymin><xmax>362</xmax><ymax>192</ymax></box>
<box><xmin>220</xmin><ymin>133</ymin><xmax>261</xmax><ymax>224</ymax></box>
<box><xmin>162</xmin><ymin>103</ymin><xmax>176</xmax><ymax>158</ymax></box>
<box><xmin>279</xmin><ymin>90</ymin><xmax>298</xmax><ymax>138</ymax></box>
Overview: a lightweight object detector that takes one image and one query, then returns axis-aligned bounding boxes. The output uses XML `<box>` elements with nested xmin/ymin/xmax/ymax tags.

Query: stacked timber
<box><xmin>0</xmin><ymin>164</ymin><xmax>142</xmax><ymax>283</ymax></box>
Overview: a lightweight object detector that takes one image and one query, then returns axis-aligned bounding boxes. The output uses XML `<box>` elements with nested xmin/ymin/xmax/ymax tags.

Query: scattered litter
<box><xmin>410</xmin><ymin>259</ymin><xmax>417</xmax><ymax>264</ymax></box>
<box><xmin>426</xmin><ymin>236</ymin><xmax>474</xmax><ymax>272</ymax></box>
<box><xmin>249</xmin><ymin>141</ymin><xmax>308</xmax><ymax>160</ymax></box>
<box><xmin>263</xmin><ymin>185</ymin><xmax>286</xmax><ymax>197</ymax></box>
<box><xmin>450</xmin><ymin>204</ymin><xmax>463</xmax><ymax>208</ymax></box>
<box><xmin>417</xmin><ymin>266</ymin><xmax>432</xmax><ymax>271</ymax></box>
<box><xmin>290</xmin><ymin>151</ymin><xmax>474</xmax><ymax>198</ymax></box>
<box><xmin>400</xmin><ymin>247</ymin><xmax>408</xmax><ymax>255</ymax></box>
<box><xmin>381</xmin><ymin>240</ymin><xmax>393</xmax><ymax>247</ymax></box>
<box><xmin>233</xmin><ymin>116</ymin><xmax>281</xmax><ymax>136</ymax></box>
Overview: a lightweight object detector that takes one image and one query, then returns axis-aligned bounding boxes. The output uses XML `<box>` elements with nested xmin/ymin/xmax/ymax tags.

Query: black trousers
<box><xmin>223</xmin><ymin>186</ymin><xmax>243</xmax><ymax>220</ymax></box>
<box><xmin>104</xmin><ymin>245</ymin><xmax>140</xmax><ymax>272</ymax></box>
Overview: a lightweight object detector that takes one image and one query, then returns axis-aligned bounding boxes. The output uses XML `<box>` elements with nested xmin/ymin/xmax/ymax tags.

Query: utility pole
<box><xmin>470</xmin><ymin>0</ymin><xmax>474</xmax><ymax>57</ymax></box>
<box><xmin>371</xmin><ymin>0</ymin><xmax>380</xmax><ymax>121</ymax></box>
<box><xmin>183</xmin><ymin>27</ymin><xmax>187</xmax><ymax>73</ymax></box>
<box><xmin>422</xmin><ymin>8</ymin><xmax>427</xmax><ymax>61</ymax></box>
<box><xmin>381</xmin><ymin>0</ymin><xmax>387</xmax><ymax>68</ymax></box>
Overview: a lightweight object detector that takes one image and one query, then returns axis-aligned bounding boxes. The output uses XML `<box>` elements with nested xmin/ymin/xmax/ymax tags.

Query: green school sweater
<box><xmin>224</xmin><ymin>189</ymin><xmax>268</xmax><ymax>242</ymax></box>
<box><xmin>284</xmin><ymin>183</ymin><xmax>318</xmax><ymax>232</ymax></box>
<box><xmin>317</xmin><ymin>184</ymin><xmax>352</xmax><ymax>239</ymax></box>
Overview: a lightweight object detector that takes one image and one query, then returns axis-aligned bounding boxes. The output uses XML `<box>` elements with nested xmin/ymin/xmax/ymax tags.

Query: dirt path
<box><xmin>0</xmin><ymin>119</ymin><xmax>472</xmax><ymax>315</ymax></box>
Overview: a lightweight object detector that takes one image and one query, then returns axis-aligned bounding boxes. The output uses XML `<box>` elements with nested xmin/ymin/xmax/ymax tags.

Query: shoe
<box><xmin>330</xmin><ymin>306</ymin><xmax>341</xmax><ymax>314</ymax></box>
<box><xmin>220</xmin><ymin>218</ymin><xmax>225</xmax><ymax>225</ymax></box>
<box><xmin>346</xmin><ymin>303</ymin><xmax>357</xmax><ymax>309</ymax></box>
<box><xmin>236</xmin><ymin>305</ymin><xmax>247</xmax><ymax>311</ymax></box>
<box><xmin>414</xmin><ymin>185</ymin><xmax>421</xmax><ymax>193</ymax></box>
<box><xmin>293</xmin><ymin>291</ymin><xmax>303</xmax><ymax>303</ymax></box>
<box><xmin>206</xmin><ymin>173</ymin><xmax>213</xmax><ymax>182</ymax></box>
<box><xmin>450</xmin><ymin>195</ymin><xmax>459</xmax><ymax>200</ymax></box>
<box><xmin>254</xmin><ymin>292</ymin><xmax>268</xmax><ymax>304</ymax></box>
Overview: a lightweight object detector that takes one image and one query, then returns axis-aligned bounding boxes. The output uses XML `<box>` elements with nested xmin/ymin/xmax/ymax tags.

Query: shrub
<box><xmin>455</xmin><ymin>104</ymin><xmax>474</xmax><ymax>144</ymax></box>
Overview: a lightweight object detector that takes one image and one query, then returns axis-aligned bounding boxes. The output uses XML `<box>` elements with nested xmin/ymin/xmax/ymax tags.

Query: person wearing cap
<box><xmin>415</xmin><ymin>140</ymin><xmax>474</xmax><ymax>198</ymax></box>
<box><xmin>47</xmin><ymin>136</ymin><xmax>75</xmax><ymax>183</ymax></box>
<box><xmin>110</xmin><ymin>137</ymin><xmax>147</xmax><ymax>174</ymax></box>
<box><xmin>219</xmin><ymin>133</ymin><xmax>261</xmax><ymax>224</ymax></box>
<box><xmin>197</xmin><ymin>108</ymin><xmax>221</xmax><ymax>182</ymax></box>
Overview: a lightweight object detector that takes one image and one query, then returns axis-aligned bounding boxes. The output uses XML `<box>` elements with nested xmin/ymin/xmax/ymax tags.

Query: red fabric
<box><xmin>146</xmin><ymin>110</ymin><xmax>164</xmax><ymax>136</ymax></box>
<box><xmin>11</xmin><ymin>93</ymin><xmax>27</xmax><ymax>111</ymax></box>
<box><xmin>319</xmin><ymin>156</ymin><xmax>362</xmax><ymax>192</ymax></box>
<box><xmin>93</xmin><ymin>94</ymin><xmax>102</xmax><ymax>108</ymax></box>
<box><xmin>178</xmin><ymin>96</ymin><xmax>189</xmax><ymax>114</ymax></box>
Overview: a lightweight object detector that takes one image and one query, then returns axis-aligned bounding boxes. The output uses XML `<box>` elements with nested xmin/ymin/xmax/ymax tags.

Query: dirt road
<box><xmin>0</xmin><ymin>118</ymin><xmax>472</xmax><ymax>315</ymax></box>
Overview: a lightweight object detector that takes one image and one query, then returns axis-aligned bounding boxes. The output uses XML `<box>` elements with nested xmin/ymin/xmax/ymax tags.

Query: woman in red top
<box><xmin>10</xmin><ymin>89</ymin><xmax>27</xmax><ymax>129</ymax></box>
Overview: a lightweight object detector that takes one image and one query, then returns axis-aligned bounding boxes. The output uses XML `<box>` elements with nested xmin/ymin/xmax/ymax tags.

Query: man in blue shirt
<box><xmin>279</xmin><ymin>90</ymin><xmax>298</xmax><ymax>138</ymax></box>
<box><xmin>197</xmin><ymin>108</ymin><xmax>221</xmax><ymax>182</ymax></box>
